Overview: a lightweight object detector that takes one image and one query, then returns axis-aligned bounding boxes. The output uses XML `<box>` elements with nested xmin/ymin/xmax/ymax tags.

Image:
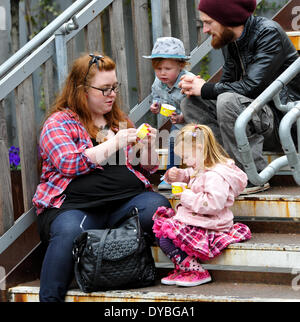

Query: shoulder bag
<box><xmin>72</xmin><ymin>207</ymin><xmax>156</xmax><ymax>293</ymax></box>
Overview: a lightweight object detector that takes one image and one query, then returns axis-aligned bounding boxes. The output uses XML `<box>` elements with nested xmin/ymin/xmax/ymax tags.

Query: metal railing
<box><xmin>234</xmin><ymin>57</ymin><xmax>300</xmax><ymax>185</ymax></box>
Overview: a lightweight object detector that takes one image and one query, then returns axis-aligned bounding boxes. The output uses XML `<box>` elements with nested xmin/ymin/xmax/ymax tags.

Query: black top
<box><xmin>37</xmin><ymin>140</ymin><xmax>146</xmax><ymax>242</ymax></box>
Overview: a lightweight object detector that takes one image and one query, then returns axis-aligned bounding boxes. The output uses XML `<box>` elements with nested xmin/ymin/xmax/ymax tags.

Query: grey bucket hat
<box><xmin>143</xmin><ymin>37</ymin><xmax>190</xmax><ymax>60</ymax></box>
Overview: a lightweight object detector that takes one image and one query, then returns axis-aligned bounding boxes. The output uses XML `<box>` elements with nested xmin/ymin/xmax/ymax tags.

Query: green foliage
<box><xmin>23</xmin><ymin>0</ymin><xmax>61</xmax><ymax>111</ymax></box>
<box><xmin>254</xmin><ymin>0</ymin><xmax>289</xmax><ymax>16</ymax></box>
<box><xmin>198</xmin><ymin>54</ymin><xmax>211</xmax><ymax>81</ymax></box>
<box><xmin>24</xmin><ymin>0</ymin><xmax>61</xmax><ymax>39</ymax></box>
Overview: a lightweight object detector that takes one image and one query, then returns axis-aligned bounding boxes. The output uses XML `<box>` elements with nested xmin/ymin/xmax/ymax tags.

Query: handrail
<box><xmin>279</xmin><ymin>103</ymin><xmax>300</xmax><ymax>184</ymax></box>
<box><xmin>0</xmin><ymin>0</ymin><xmax>114</xmax><ymax>101</ymax></box>
<box><xmin>234</xmin><ymin>57</ymin><xmax>300</xmax><ymax>185</ymax></box>
<box><xmin>0</xmin><ymin>208</ymin><xmax>36</xmax><ymax>254</ymax></box>
<box><xmin>0</xmin><ymin>0</ymin><xmax>90</xmax><ymax>78</ymax></box>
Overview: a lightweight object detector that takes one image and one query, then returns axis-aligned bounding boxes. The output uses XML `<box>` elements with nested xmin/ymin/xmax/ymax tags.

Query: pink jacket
<box><xmin>165</xmin><ymin>160</ymin><xmax>247</xmax><ymax>232</ymax></box>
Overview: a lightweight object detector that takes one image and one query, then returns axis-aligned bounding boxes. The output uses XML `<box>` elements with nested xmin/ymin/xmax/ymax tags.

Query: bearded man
<box><xmin>179</xmin><ymin>0</ymin><xmax>300</xmax><ymax>194</ymax></box>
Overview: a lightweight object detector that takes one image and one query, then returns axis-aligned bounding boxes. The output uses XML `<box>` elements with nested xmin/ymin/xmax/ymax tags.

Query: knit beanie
<box><xmin>198</xmin><ymin>0</ymin><xmax>257</xmax><ymax>27</ymax></box>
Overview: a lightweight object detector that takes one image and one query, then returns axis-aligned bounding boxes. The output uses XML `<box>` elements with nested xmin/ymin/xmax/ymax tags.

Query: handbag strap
<box><xmin>93</xmin><ymin>228</ymin><xmax>110</xmax><ymax>286</ymax></box>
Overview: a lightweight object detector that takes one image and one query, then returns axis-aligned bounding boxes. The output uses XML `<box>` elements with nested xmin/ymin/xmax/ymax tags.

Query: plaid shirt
<box><xmin>32</xmin><ymin>109</ymin><xmax>158</xmax><ymax>215</ymax></box>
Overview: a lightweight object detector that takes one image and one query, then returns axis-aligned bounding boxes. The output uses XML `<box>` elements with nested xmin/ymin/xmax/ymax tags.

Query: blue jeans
<box><xmin>39</xmin><ymin>191</ymin><xmax>170</xmax><ymax>302</ymax></box>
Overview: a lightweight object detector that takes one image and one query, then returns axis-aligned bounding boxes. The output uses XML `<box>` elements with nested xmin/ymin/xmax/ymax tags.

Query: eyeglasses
<box><xmin>88</xmin><ymin>84</ymin><xmax>120</xmax><ymax>96</ymax></box>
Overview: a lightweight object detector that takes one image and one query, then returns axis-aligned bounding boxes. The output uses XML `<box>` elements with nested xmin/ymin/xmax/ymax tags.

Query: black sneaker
<box><xmin>241</xmin><ymin>182</ymin><xmax>270</xmax><ymax>195</ymax></box>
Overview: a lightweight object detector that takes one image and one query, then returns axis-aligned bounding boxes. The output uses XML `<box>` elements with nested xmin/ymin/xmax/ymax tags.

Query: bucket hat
<box><xmin>143</xmin><ymin>37</ymin><xmax>190</xmax><ymax>60</ymax></box>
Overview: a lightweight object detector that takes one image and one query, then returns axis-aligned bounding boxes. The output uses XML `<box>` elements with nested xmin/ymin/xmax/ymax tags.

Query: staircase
<box><xmin>8</xmin><ymin>151</ymin><xmax>300</xmax><ymax>302</ymax></box>
<box><xmin>3</xmin><ymin>0</ymin><xmax>300</xmax><ymax>302</ymax></box>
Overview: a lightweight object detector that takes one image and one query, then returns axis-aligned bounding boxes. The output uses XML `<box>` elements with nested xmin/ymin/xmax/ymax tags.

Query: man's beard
<box><xmin>211</xmin><ymin>27</ymin><xmax>235</xmax><ymax>49</ymax></box>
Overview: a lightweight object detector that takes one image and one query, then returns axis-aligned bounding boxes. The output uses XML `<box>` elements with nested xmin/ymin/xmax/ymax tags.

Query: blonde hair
<box><xmin>174</xmin><ymin>124</ymin><xmax>230</xmax><ymax>173</ymax></box>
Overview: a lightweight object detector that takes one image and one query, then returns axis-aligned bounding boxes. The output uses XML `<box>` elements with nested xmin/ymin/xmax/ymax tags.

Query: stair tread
<box><xmin>228</xmin><ymin>233</ymin><xmax>300</xmax><ymax>251</ymax></box>
<box><xmin>157</xmin><ymin>185</ymin><xmax>300</xmax><ymax>220</ymax></box>
<box><xmin>9</xmin><ymin>279</ymin><xmax>300</xmax><ymax>302</ymax></box>
<box><xmin>152</xmin><ymin>233</ymin><xmax>300</xmax><ymax>273</ymax></box>
<box><xmin>158</xmin><ymin>185</ymin><xmax>300</xmax><ymax>201</ymax></box>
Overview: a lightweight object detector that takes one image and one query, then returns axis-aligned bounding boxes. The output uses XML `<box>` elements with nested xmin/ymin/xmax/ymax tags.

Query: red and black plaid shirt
<box><xmin>32</xmin><ymin>109</ymin><xmax>157</xmax><ymax>215</ymax></box>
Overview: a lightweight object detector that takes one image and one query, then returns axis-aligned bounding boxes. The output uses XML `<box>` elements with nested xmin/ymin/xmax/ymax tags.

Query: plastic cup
<box><xmin>160</xmin><ymin>104</ymin><xmax>176</xmax><ymax>117</ymax></box>
<box><xmin>136</xmin><ymin>123</ymin><xmax>150</xmax><ymax>140</ymax></box>
<box><xmin>172</xmin><ymin>182</ymin><xmax>187</xmax><ymax>194</ymax></box>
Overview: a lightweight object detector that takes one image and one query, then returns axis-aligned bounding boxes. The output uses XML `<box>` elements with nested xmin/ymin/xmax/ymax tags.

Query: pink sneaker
<box><xmin>161</xmin><ymin>269</ymin><xmax>182</xmax><ymax>285</ymax></box>
<box><xmin>175</xmin><ymin>270</ymin><xmax>212</xmax><ymax>287</ymax></box>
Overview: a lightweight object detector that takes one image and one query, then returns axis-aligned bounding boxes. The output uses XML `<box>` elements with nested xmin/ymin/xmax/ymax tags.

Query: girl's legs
<box><xmin>158</xmin><ymin>236</ymin><xmax>187</xmax><ymax>264</ymax></box>
<box><xmin>39</xmin><ymin>209</ymin><xmax>109</xmax><ymax>302</ymax></box>
<box><xmin>158</xmin><ymin>236</ymin><xmax>211</xmax><ymax>287</ymax></box>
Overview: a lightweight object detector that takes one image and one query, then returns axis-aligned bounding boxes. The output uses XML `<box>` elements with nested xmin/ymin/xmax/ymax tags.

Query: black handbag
<box><xmin>72</xmin><ymin>207</ymin><xmax>156</xmax><ymax>293</ymax></box>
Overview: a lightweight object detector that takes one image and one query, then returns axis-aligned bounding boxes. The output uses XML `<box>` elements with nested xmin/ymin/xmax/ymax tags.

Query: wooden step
<box><xmin>152</xmin><ymin>233</ymin><xmax>300</xmax><ymax>273</ymax></box>
<box><xmin>159</xmin><ymin>185</ymin><xmax>300</xmax><ymax>220</ymax></box>
<box><xmin>8</xmin><ymin>277</ymin><xmax>300</xmax><ymax>302</ymax></box>
<box><xmin>10</xmin><ymin>233</ymin><xmax>300</xmax><ymax>302</ymax></box>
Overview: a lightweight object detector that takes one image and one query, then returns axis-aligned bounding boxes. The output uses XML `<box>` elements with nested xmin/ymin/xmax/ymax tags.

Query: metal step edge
<box><xmin>161</xmin><ymin>191</ymin><xmax>300</xmax><ymax>202</ymax></box>
<box><xmin>159</xmin><ymin>191</ymin><xmax>300</xmax><ymax>220</ymax></box>
<box><xmin>151</xmin><ymin>245</ymin><xmax>300</xmax><ymax>274</ymax></box>
<box><xmin>8</xmin><ymin>284</ymin><xmax>300</xmax><ymax>302</ymax></box>
<box><xmin>156</xmin><ymin>149</ymin><xmax>292</xmax><ymax>172</ymax></box>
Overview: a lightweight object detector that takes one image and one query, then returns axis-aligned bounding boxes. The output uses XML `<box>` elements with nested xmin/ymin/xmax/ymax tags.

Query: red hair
<box><xmin>45</xmin><ymin>53</ymin><xmax>133</xmax><ymax>138</ymax></box>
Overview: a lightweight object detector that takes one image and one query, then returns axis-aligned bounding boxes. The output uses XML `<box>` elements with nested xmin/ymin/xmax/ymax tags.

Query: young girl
<box><xmin>152</xmin><ymin>124</ymin><xmax>251</xmax><ymax>287</ymax></box>
<box><xmin>143</xmin><ymin>37</ymin><xmax>195</xmax><ymax>190</ymax></box>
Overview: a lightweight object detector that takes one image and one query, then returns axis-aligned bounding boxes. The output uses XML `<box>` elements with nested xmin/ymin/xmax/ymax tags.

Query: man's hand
<box><xmin>170</xmin><ymin>113</ymin><xmax>185</xmax><ymax>124</ymax></box>
<box><xmin>178</xmin><ymin>75</ymin><xmax>206</xmax><ymax>97</ymax></box>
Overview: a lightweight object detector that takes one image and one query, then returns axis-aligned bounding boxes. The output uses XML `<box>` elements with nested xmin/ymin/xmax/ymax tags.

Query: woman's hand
<box><xmin>140</xmin><ymin>126</ymin><xmax>157</xmax><ymax>147</ymax></box>
<box><xmin>114</xmin><ymin>128</ymin><xmax>137</xmax><ymax>149</ymax></box>
<box><xmin>138</xmin><ymin>125</ymin><xmax>158</xmax><ymax>168</ymax></box>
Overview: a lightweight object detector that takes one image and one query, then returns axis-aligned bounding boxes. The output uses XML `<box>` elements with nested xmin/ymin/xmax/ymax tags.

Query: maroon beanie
<box><xmin>198</xmin><ymin>0</ymin><xmax>256</xmax><ymax>27</ymax></box>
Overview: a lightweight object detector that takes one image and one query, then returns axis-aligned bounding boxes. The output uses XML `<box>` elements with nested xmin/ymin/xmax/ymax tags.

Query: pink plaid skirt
<box><xmin>152</xmin><ymin>206</ymin><xmax>251</xmax><ymax>261</ymax></box>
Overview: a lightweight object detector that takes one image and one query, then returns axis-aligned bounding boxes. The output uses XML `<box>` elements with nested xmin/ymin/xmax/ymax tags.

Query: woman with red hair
<box><xmin>33</xmin><ymin>53</ymin><xmax>170</xmax><ymax>302</ymax></box>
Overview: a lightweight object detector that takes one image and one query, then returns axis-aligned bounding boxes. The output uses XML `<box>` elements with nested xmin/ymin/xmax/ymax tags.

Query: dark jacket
<box><xmin>202</xmin><ymin>15</ymin><xmax>300</xmax><ymax>104</ymax></box>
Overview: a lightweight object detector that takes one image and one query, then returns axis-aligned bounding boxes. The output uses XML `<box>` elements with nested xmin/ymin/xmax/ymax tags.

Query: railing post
<box><xmin>151</xmin><ymin>0</ymin><xmax>163</xmax><ymax>44</ymax></box>
<box><xmin>54</xmin><ymin>32</ymin><xmax>68</xmax><ymax>90</ymax></box>
<box><xmin>54</xmin><ymin>16</ymin><xmax>79</xmax><ymax>89</ymax></box>
<box><xmin>0</xmin><ymin>100</ymin><xmax>14</xmax><ymax>235</ymax></box>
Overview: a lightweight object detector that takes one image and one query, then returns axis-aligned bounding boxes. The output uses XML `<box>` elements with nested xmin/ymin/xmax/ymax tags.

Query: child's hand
<box><xmin>170</xmin><ymin>113</ymin><xmax>185</xmax><ymax>124</ymax></box>
<box><xmin>150</xmin><ymin>102</ymin><xmax>160</xmax><ymax>114</ymax></box>
<box><xmin>166</xmin><ymin>167</ymin><xmax>181</xmax><ymax>183</ymax></box>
